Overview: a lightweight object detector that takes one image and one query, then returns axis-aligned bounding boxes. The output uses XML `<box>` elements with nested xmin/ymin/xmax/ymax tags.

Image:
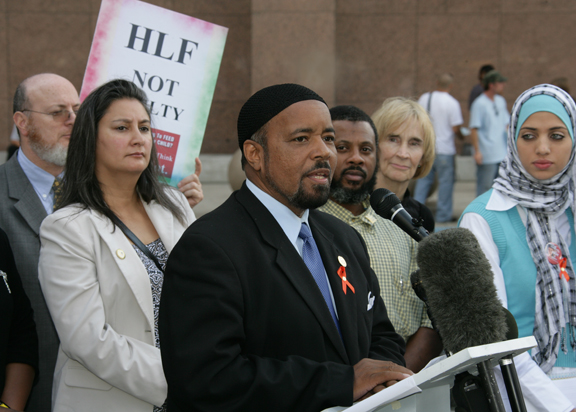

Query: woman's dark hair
<box><xmin>57</xmin><ymin>79</ymin><xmax>186</xmax><ymax>225</ymax></box>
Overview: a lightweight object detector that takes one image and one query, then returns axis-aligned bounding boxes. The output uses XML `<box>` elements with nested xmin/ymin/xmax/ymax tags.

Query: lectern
<box><xmin>322</xmin><ymin>336</ymin><xmax>536</xmax><ymax>412</ymax></box>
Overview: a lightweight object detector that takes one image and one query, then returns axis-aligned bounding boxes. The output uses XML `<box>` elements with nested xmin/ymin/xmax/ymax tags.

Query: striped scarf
<box><xmin>493</xmin><ymin>84</ymin><xmax>576</xmax><ymax>373</ymax></box>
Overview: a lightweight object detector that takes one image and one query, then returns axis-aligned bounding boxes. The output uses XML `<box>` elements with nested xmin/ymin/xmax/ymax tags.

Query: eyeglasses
<box><xmin>21</xmin><ymin>109</ymin><xmax>78</xmax><ymax>121</ymax></box>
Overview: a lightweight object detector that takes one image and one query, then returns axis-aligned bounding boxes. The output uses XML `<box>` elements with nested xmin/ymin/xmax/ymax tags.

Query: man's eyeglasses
<box><xmin>21</xmin><ymin>109</ymin><xmax>78</xmax><ymax>121</ymax></box>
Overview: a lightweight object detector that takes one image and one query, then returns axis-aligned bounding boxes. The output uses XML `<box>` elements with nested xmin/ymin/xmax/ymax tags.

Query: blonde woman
<box><xmin>372</xmin><ymin>97</ymin><xmax>436</xmax><ymax>232</ymax></box>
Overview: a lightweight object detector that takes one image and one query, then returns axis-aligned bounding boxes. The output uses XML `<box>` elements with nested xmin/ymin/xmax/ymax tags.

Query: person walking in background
<box><xmin>468</xmin><ymin>64</ymin><xmax>495</xmax><ymax>110</ymax></box>
<box><xmin>469</xmin><ymin>70</ymin><xmax>509</xmax><ymax>197</ymax></box>
<box><xmin>372</xmin><ymin>97</ymin><xmax>436</xmax><ymax>233</ymax></box>
<box><xmin>38</xmin><ymin>80</ymin><xmax>195</xmax><ymax>411</ymax></box>
<box><xmin>414</xmin><ymin>73</ymin><xmax>463</xmax><ymax>223</ymax></box>
<box><xmin>460</xmin><ymin>84</ymin><xmax>576</xmax><ymax>411</ymax></box>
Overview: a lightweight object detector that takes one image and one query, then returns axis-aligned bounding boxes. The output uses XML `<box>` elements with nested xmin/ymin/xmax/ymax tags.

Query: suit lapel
<box><xmin>237</xmin><ymin>184</ymin><xmax>349</xmax><ymax>362</ymax></box>
<box><xmin>90</xmin><ymin>200</ymin><xmax>179</xmax><ymax>332</ymax></box>
<box><xmin>5</xmin><ymin>156</ymin><xmax>47</xmax><ymax>235</ymax></box>
<box><xmin>274</xmin><ymin>247</ymin><xmax>349</xmax><ymax>362</ymax></box>
<box><xmin>311</xmin><ymin>214</ymin><xmax>358</xmax><ymax>362</ymax></box>
<box><xmin>88</xmin><ymin>212</ymin><xmax>155</xmax><ymax>332</ymax></box>
<box><xmin>143</xmin><ymin>199</ymin><xmax>177</xmax><ymax>252</ymax></box>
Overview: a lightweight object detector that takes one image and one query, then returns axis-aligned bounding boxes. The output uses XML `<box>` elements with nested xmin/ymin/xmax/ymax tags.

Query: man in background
<box><xmin>469</xmin><ymin>70</ymin><xmax>509</xmax><ymax>196</ymax></box>
<box><xmin>414</xmin><ymin>73</ymin><xmax>463</xmax><ymax>223</ymax></box>
<box><xmin>0</xmin><ymin>74</ymin><xmax>80</xmax><ymax>410</ymax></box>
<box><xmin>319</xmin><ymin>105</ymin><xmax>442</xmax><ymax>372</ymax></box>
<box><xmin>468</xmin><ymin>64</ymin><xmax>494</xmax><ymax>109</ymax></box>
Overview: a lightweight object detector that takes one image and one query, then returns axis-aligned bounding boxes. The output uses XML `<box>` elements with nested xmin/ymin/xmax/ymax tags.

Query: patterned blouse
<box><xmin>133</xmin><ymin>239</ymin><xmax>168</xmax><ymax>412</ymax></box>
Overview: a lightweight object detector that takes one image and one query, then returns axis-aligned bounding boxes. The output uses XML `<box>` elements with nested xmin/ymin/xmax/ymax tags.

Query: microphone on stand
<box><xmin>369</xmin><ymin>190</ymin><xmax>508</xmax><ymax>350</ymax></box>
<box><xmin>370</xmin><ymin>188</ymin><xmax>428</xmax><ymax>242</ymax></box>
<box><xmin>369</xmin><ymin>188</ymin><xmax>527</xmax><ymax>412</ymax></box>
<box><xmin>417</xmin><ymin>228</ymin><xmax>509</xmax><ymax>412</ymax></box>
<box><xmin>416</xmin><ymin>228</ymin><xmax>508</xmax><ymax>351</ymax></box>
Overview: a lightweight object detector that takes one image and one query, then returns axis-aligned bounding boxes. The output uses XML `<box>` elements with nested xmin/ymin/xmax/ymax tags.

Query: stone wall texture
<box><xmin>2</xmin><ymin>0</ymin><xmax>576</xmax><ymax>152</ymax></box>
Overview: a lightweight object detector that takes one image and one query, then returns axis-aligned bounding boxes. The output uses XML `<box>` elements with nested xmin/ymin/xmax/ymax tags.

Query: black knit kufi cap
<box><xmin>237</xmin><ymin>83</ymin><xmax>327</xmax><ymax>150</ymax></box>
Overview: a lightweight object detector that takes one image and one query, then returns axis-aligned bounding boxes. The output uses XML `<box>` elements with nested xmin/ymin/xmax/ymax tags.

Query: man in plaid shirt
<box><xmin>318</xmin><ymin>105</ymin><xmax>442</xmax><ymax>372</ymax></box>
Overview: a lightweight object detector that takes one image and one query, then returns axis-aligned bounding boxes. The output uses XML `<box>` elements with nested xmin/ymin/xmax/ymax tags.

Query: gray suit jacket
<box><xmin>0</xmin><ymin>154</ymin><xmax>57</xmax><ymax>411</ymax></box>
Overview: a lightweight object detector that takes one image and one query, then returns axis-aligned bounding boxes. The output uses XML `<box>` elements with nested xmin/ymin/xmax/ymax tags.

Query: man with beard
<box><xmin>318</xmin><ymin>105</ymin><xmax>442</xmax><ymax>373</ymax></box>
<box><xmin>0</xmin><ymin>73</ymin><xmax>79</xmax><ymax>411</ymax></box>
<box><xmin>0</xmin><ymin>73</ymin><xmax>204</xmax><ymax>410</ymax></box>
<box><xmin>159</xmin><ymin>84</ymin><xmax>410</xmax><ymax>412</ymax></box>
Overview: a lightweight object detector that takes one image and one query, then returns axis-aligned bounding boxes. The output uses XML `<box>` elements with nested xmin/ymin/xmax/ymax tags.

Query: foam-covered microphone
<box><xmin>417</xmin><ymin>227</ymin><xmax>507</xmax><ymax>351</ymax></box>
<box><xmin>417</xmin><ymin>227</ymin><xmax>508</xmax><ymax>412</ymax></box>
<box><xmin>370</xmin><ymin>188</ymin><xmax>428</xmax><ymax>242</ymax></box>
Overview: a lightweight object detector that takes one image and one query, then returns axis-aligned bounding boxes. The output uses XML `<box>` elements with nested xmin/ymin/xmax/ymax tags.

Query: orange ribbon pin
<box><xmin>559</xmin><ymin>257</ymin><xmax>570</xmax><ymax>282</ymax></box>
<box><xmin>337</xmin><ymin>266</ymin><xmax>355</xmax><ymax>294</ymax></box>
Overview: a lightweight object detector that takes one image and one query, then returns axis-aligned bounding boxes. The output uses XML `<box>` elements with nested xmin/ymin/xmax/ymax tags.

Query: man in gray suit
<box><xmin>1</xmin><ymin>73</ymin><xmax>203</xmax><ymax>410</ymax></box>
<box><xmin>0</xmin><ymin>73</ymin><xmax>79</xmax><ymax>410</ymax></box>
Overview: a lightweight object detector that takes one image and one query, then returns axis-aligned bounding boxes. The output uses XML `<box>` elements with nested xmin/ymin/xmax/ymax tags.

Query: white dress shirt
<box><xmin>17</xmin><ymin>149</ymin><xmax>63</xmax><ymax>215</ymax></box>
<box><xmin>246</xmin><ymin>179</ymin><xmax>340</xmax><ymax>318</ymax></box>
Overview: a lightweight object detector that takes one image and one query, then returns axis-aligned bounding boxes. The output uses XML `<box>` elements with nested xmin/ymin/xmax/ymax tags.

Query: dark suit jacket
<box><xmin>0</xmin><ymin>227</ymin><xmax>38</xmax><ymax>394</ymax></box>
<box><xmin>0</xmin><ymin>154</ymin><xmax>56</xmax><ymax>411</ymax></box>
<box><xmin>159</xmin><ymin>183</ymin><xmax>405</xmax><ymax>412</ymax></box>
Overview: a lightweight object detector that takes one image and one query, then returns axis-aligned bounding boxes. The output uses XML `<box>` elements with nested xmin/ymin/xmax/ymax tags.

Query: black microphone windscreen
<box><xmin>417</xmin><ymin>228</ymin><xmax>508</xmax><ymax>354</ymax></box>
<box><xmin>503</xmin><ymin>307</ymin><xmax>519</xmax><ymax>340</ymax></box>
<box><xmin>370</xmin><ymin>188</ymin><xmax>401</xmax><ymax>220</ymax></box>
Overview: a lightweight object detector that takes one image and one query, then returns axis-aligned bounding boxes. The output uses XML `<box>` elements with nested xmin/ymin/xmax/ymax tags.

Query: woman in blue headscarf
<box><xmin>460</xmin><ymin>84</ymin><xmax>576</xmax><ymax>412</ymax></box>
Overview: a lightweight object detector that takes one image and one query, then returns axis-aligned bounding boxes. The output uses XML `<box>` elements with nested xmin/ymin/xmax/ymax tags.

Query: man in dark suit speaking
<box><xmin>159</xmin><ymin>84</ymin><xmax>410</xmax><ymax>412</ymax></box>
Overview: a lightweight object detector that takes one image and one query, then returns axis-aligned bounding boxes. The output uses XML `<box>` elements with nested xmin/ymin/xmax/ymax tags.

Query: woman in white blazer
<box><xmin>38</xmin><ymin>79</ymin><xmax>195</xmax><ymax>412</ymax></box>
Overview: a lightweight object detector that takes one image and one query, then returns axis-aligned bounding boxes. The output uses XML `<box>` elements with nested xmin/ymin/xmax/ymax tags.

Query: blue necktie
<box><xmin>298</xmin><ymin>223</ymin><xmax>341</xmax><ymax>335</ymax></box>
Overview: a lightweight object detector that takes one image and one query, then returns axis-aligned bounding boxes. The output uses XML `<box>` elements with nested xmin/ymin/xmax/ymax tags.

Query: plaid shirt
<box><xmin>318</xmin><ymin>199</ymin><xmax>432</xmax><ymax>342</ymax></box>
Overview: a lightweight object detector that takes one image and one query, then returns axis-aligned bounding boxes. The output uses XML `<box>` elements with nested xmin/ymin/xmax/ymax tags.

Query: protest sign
<box><xmin>81</xmin><ymin>0</ymin><xmax>228</xmax><ymax>186</ymax></box>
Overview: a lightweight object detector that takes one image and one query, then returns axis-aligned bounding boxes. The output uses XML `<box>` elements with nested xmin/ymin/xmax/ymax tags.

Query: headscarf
<box><xmin>493</xmin><ymin>84</ymin><xmax>576</xmax><ymax>373</ymax></box>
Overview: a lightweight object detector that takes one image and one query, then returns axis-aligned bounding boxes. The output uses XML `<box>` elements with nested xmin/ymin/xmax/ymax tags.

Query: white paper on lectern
<box><xmin>321</xmin><ymin>376</ymin><xmax>421</xmax><ymax>412</ymax></box>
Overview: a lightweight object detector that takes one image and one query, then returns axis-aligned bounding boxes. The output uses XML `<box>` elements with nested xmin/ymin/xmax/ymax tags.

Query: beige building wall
<box><xmin>2</xmin><ymin>0</ymin><xmax>576</xmax><ymax>153</ymax></box>
<box><xmin>251</xmin><ymin>0</ymin><xmax>336</xmax><ymax>104</ymax></box>
<box><xmin>335</xmin><ymin>0</ymin><xmax>576</xmax><ymax>123</ymax></box>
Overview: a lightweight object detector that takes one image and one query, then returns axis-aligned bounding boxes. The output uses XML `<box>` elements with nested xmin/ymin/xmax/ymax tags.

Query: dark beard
<box><xmin>265</xmin><ymin>160</ymin><xmax>332</xmax><ymax>211</ymax></box>
<box><xmin>288</xmin><ymin>179</ymin><xmax>332</xmax><ymax>210</ymax></box>
<box><xmin>330</xmin><ymin>166</ymin><xmax>376</xmax><ymax>205</ymax></box>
